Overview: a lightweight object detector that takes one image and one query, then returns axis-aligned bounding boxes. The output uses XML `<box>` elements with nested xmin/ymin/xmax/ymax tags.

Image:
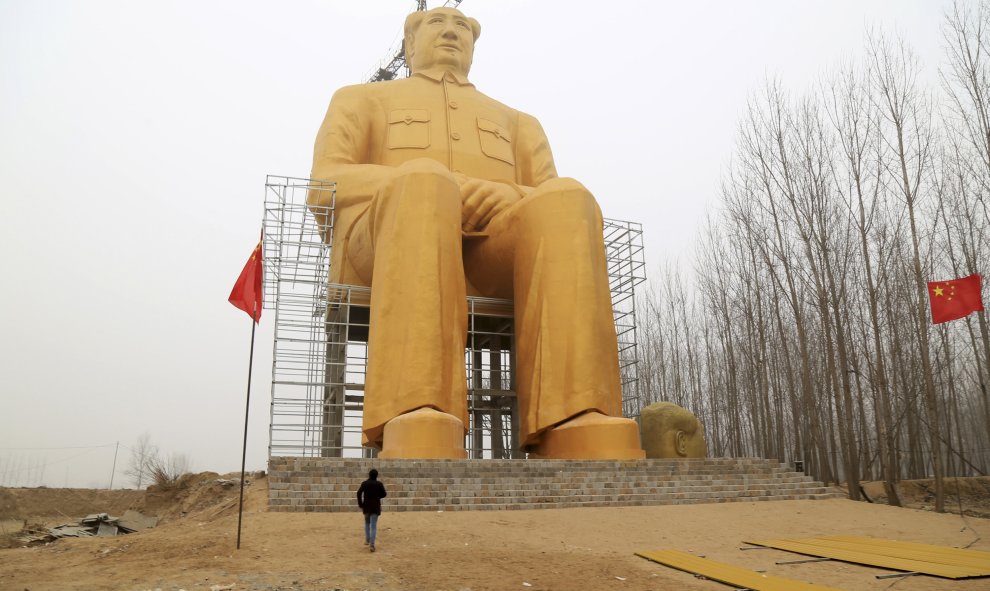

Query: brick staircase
<box><xmin>268</xmin><ymin>457</ymin><xmax>842</xmax><ymax>512</ymax></box>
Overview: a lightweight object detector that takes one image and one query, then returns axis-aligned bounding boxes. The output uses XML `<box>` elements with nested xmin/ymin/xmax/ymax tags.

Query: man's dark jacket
<box><xmin>357</xmin><ymin>478</ymin><xmax>387</xmax><ymax>515</ymax></box>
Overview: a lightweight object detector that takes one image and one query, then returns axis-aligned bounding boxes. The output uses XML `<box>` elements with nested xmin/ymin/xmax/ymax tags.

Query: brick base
<box><xmin>268</xmin><ymin>457</ymin><xmax>842</xmax><ymax>512</ymax></box>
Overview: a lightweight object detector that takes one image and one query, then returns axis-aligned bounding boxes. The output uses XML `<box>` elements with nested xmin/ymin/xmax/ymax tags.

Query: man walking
<box><xmin>357</xmin><ymin>468</ymin><xmax>387</xmax><ymax>552</ymax></box>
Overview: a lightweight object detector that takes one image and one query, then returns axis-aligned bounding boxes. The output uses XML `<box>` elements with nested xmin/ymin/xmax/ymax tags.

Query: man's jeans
<box><xmin>364</xmin><ymin>513</ymin><xmax>379</xmax><ymax>544</ymax></box>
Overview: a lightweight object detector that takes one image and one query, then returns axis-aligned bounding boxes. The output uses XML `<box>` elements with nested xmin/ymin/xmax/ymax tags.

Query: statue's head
<box><xmin>404</xmin><ymin>7</ymin><xmax>481</xmax><ymax>77</ymax></box>
<box><xmin>640</xmin><ymin>402</ymin><xmax>707</xmax><ymax>459</ymax></box>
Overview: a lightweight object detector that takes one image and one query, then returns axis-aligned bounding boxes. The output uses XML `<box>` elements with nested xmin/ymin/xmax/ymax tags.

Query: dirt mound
<box><xmin>118</xmin><ymin>471</ymin><xmax>267</xmax><ymax>524</ymax></box>
<box><xmin>0</xmin><ymin>487</ymin><xmax>145</xmax><ymax>524</ymax></box>
<box><xmin>0</xmin><ymin>471</ymin><xmax>265</xmax><ymax>549</ymax></box>
<box><xmin>860</xmin><ymin>476</ymin><xmax>990</xmax><ymax>517</ymax></box>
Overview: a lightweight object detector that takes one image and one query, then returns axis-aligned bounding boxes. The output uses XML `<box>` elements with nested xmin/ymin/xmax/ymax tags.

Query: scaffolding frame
<box><xmin>262</xmin><ymin>175</ymin><xmax>646</xmax><ymax>458</ymax></box>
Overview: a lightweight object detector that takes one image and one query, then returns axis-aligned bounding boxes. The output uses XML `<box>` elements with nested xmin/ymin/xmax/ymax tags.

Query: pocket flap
<box><xmin>389</xmin><ymin>109</ymin><xmax>430</xmax><ymax>125</ymax></box>
<box><xmin>477</xmin><ymin>118</ymin><xmax>511</xmax><ymax>143</ymax></box>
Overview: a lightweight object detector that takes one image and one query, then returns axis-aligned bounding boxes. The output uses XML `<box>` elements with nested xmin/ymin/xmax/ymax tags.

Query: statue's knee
<box><xmin>379</xmin><ymin>160</ymin><xmax>458</xmax><ymax>212</ymax></box>
<box><xmin>538</xmin><ymin>177</ymin><xmax>590</xmax><ymax>196</ymax></box>
<box><xmin>523</xmin><ymin>178</ymin><xmax>602</xmax><ymax>226</ymax></box>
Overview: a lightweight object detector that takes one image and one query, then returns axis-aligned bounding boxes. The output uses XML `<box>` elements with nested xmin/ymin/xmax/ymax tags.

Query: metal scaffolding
<box><xmin>262</xmin><ymin>175</ymin><xmax>647</xmax><ymax>459</ymax></box>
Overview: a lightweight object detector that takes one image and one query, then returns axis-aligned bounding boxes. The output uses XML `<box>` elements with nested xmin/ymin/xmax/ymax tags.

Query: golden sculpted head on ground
<box><xmin>640</xmin><ymin>402</ymin><xmax>707</xmax><ymax>459</ymax></box>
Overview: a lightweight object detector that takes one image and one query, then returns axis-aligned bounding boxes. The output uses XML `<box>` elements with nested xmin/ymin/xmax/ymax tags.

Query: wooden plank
<box><xmin>819</xmin><ymin>535</ymin><xmax>990</xmax><ymax>567</ymax></box>
<box><xmin>804</xmin><ymin>536</ymin><xmax>989</xmax><ymax>571</ymax></box>
<box><xmin>745</xmin><ymin>538</ymin><xmax>987</xmax><ymax>579</ymax></box>
<box><xmin>636</xmin><ymin>549</ymin><xmax>843</xmax><ymax>591</ymax></box>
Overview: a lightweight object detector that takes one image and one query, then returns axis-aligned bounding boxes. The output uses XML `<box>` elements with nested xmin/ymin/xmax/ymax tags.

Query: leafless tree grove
<box><xmin>635</xmin><ymin>3</ymin><xmax>990</xmax><ymax>510</ymax></box>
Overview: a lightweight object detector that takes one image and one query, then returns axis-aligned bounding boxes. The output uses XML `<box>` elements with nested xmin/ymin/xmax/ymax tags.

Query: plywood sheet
<box><xmin>818</xmin><ymin>535</ymin><xmax>989</xmax><ymax>567</ymax></box>
<box><xmin>745</xmin><ymin>536</ymin><xmax>990</xmax><ymax>579</ymax></box>
<box><xmin>636</xmin><ymin>549</ymin><xmax>843</xmax><ymax>591</ymax></box>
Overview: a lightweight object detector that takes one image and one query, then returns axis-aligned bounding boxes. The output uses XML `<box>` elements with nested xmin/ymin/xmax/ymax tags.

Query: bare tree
<box><xmin>868</xmin><ymin>30</ymin><xmax>946</xmax><ymax>511</ymax></box>
<box><xmin>124</xmin><ymin>432</ymin><xmax>158</xmax><ymax>490</ymax></box>
<box><xmin>628</xmin><ymin>7</ymin><xmax>990</xmax><ymax>499</ymax></box>
<box><xmin>147</xmin><ymin>452</ymin><xmax>192</xmax><ymax>488</ymax></box>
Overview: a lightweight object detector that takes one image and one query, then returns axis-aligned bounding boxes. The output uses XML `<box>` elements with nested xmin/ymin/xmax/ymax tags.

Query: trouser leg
<box><xmin>463</xmin><ymin>178</ymin><xmax>622</xmax><ymax>447</ymax></box>
<box><xmin>346</xmin><ymin>160</ymin><xmax>469</xmax><ymax>446</ymax></box>
<box><xmin>369</xmin><ymin>513</ymin><xmax>379</xmax><ymax>544</ymax></box>
<box><xmin>364</xmin><ymin>513</ymin><xmax>371</xmax><ymax>543</ymax></box>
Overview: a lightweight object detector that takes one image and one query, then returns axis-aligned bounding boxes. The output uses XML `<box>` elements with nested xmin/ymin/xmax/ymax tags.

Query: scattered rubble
<box><xmin>17</xmin><ymin>510</ymin><xmax>158</xmax><ymax>545</ymax></box>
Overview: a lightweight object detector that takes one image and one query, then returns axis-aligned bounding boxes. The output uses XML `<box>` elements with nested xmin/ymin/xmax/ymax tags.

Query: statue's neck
<box><xmin>413</xmin><ymin>67</ymin><xmax>472</xmax><ymax>84</ymax></box>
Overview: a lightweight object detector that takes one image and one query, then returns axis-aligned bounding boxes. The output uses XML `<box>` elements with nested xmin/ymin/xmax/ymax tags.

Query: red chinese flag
<box><xmin>229</xmin><ymin>238</ymin><xmax>263</xmax><ymax>323</ymax></box>
<box><xmin>927</xmin><ymin>273</ymin><xmax>984</xmax><ymax>324</ymax></box>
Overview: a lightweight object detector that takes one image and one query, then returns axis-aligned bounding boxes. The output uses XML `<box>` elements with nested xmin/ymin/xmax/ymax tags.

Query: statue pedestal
<box><xmin>379</xmin><ymin>407</ymin><xmax>468</xmax><ymax>459</ymax></box>
<box><xmin>530</xmin><ymin>412</ymin><xmax>645</xmax><ymax>460</ymax></box>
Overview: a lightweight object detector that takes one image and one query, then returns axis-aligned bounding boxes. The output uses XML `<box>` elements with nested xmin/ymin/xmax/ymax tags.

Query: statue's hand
<box><xmin>457</xmin><ymin>176</ymin><xmax>521</xmax><ymax>232</ymax></box>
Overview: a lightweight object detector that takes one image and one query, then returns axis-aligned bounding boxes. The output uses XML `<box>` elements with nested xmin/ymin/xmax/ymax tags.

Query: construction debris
<box><xmin>16</xmin><ymin>510</ymin><xmax>158</xmax><ymax>545</ymax></box>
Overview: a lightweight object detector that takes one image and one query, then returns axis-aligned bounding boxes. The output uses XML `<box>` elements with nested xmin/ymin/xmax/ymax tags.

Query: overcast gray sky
<box><xmin>0</xmin><ymin>0</ymin><xmax>953</xmax><ymax>487</ymax></box>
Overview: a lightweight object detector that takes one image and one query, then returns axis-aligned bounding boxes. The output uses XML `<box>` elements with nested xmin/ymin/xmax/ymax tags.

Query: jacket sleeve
<box><xmin>357</xmin><ymin>482</ymin><xmax>365</xmax><ymax>507</ymax></box>
<box><xmin>513</xmin><ymin>111</ymin><xmax>558</xmax><ymax>190</ymax></box>
<box><xmin>309</xmin><ymin>84</ymin><xmax>397</xmax><ymax>214</ymax></box>
<box><xmin>379</xmin><ymin>482</ymin><xmax>387</xmax><ymax>499</ymax></box>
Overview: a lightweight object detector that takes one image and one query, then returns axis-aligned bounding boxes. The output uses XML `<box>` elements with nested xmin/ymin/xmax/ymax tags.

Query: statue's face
<box><xmin>409</xmin><ymin>8</ymin><xmax>475</xmax><ymax>76</ymax></box>
<box><xmin>652</xmin><ymin>428</ymin><xmax>705</xmax><ymax>459</ymax></box>
<box><xmin>679</xmin><ymin>429</ymin><xmax>707</xmax><ymax>458</ymax></box>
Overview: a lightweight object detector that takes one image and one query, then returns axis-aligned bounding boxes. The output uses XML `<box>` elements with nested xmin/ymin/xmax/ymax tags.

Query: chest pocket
<box><xmin>477</xmin><ymin>118</ymin><xmax>515</xmax><ymax>165</ymax></box>
<box><xmin>387</xmin><ymin>109</ymin><xmax>430</xmax><ymax>149</ymax></box>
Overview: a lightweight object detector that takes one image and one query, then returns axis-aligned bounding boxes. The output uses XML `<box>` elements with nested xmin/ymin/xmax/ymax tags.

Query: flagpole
<box><xmin>236</xmin><ymin>305</ymin><xmax>258</xmax><ymax>550</ymax></box>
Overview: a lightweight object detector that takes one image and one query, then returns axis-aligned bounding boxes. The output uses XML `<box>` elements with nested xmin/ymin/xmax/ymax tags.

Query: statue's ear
<box><xmin>675</xmin><ymin>431</ymin><xmax>688</xmax><ymax>457</ymax></box>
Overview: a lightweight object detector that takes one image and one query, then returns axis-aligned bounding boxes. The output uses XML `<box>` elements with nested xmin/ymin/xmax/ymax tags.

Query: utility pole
<box><xmin>108</xmin><ymin>441</ymin><xmax>119</xmax><ymax>489</ymax></box>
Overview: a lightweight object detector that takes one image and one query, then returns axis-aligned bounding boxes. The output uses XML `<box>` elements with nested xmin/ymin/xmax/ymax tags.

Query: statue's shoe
<box><xmin>529</xmin><ymin>412</ymin><xmax>645</xmax><ymax>460</ymax></box>
<box><xmin>378</xmin><ymin>407</ymin><xmax>468</xmax><ymax>459</ymax></box>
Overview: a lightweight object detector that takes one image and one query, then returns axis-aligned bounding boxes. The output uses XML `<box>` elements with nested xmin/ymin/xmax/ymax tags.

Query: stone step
<box><xmin>268</xmin><ymin>458</ymin><xmax>796</xmax><ymax>473</ymax></box>
<box><xmin>269</xmin><ymin>491</ymin><xmax>841</xmax><ymax>512</ymax></box>
<box><xmin>269</xmin><ymin>467</ymin><xmax>799</xmax><ymax>477</ymax></box>
<box><xmin>271</xmin><ymin>490</ymin><xmax>838</xmax><ymax>507</ymax></box>
<box><xmin>268</xmin><ymin>456</ymin><xmax>841</xmax><ymax>512</ymax></box>
<box><xmin>267</xmin><ymin>472</ymin><xmax>818</xmax><ymax>483</ymax></box>
<box><xmin>269</xmin><ymin>479</ymin><xmax>820</xmax><ymax>495</ymax></box>
<box><xmin>268</xmin><ymin>468</ymin><xmax>809</xmax><ymax>480</ymax></box>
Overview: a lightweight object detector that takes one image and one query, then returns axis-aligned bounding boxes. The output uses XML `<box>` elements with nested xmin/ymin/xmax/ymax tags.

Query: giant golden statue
<box><xmin>308</xmin><ymin>7</ymin><xmax>644</xmax><ymax>460</ymax></box>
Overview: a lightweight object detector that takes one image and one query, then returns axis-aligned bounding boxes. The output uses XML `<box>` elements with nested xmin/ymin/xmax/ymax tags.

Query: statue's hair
<box><xmin>403</xmin><ymin>8</ymin><xmax>481</xmax><ymax>61</ymax></box>
<box><xmin>645</xmin><ymin>402</ymin><xmax>700</xmax><ymax>435</ymax></box>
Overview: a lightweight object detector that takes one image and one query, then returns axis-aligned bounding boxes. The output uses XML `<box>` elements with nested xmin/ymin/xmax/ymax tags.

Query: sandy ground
<box><xmin>1</xmin><ymin>476</ymin><xmax>989</xmax><ymax>591</ymax></box>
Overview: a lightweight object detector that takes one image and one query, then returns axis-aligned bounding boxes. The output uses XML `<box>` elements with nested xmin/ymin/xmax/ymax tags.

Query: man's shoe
<box><xmin>370</xmin><ymin>544</ymin><xmax>376</xmax><ymax>552</ymax></box>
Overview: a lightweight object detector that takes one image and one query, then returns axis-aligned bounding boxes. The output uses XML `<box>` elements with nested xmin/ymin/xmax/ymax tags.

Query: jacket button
<box><xmin>451</xmin><ymin>132</ymin><xmax>461</xmax><ymax>140</ymax></box>
<box><xmin>449</xmin><ymin>100</ymin><xmax>459</xmax><ymax>109</ymax></box>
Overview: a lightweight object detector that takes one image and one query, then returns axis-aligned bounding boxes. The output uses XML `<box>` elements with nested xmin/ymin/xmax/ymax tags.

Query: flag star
<box><xmin>934</xmin><ymin>286</ymin><xmax>944</xmax><ymax>297</ymax></box>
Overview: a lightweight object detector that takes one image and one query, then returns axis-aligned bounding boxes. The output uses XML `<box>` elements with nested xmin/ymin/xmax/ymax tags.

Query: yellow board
<box><xmin>818</xmin><ymin>535</ymin><xmax>990</xmax><ymax>567</ymax></box>
<box><xmin>636</xmin><ymin>549</ymin><xmax>843</xmax><ymax>591</ymax></box>
<box><xmin>745</xmin><ymin>536</ymin><xmax>990</xmax><ymax>579</ymax></box>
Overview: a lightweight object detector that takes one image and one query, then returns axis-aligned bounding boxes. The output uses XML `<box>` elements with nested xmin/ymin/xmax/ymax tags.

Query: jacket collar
<box><xmin>413</xmin><ymin>68</ymin><xmax>474</xmax><ymax>87</ymax></box>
